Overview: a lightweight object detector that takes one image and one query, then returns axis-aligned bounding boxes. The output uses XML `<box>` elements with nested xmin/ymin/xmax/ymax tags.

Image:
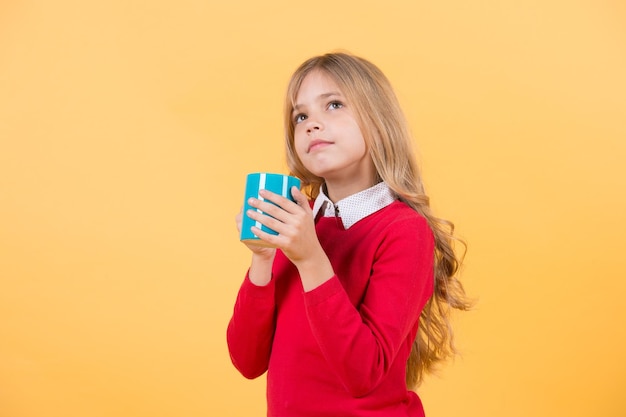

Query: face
<box><xmin>292</xmin><ymin>70</ymin><xmax>375</xmax><ymax>193</ymax></box>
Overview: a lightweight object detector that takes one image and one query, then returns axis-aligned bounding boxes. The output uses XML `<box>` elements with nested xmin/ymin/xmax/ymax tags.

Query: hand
<box><xmin>245</xmin><ymin>187</ymin><xmax>317</xmax><ymax>261</ymax></box>
<box><xmin>235</xmin><ymin>208</ymin><xmax>276</xmax><ymax>260</ymax></box>
<box><xmin>246</xmin><ymin>187</ymin><xmax>334</xmax><ymax>291</ymax></box>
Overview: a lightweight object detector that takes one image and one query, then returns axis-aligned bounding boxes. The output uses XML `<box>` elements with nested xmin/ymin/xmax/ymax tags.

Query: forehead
<box><xmin>295</xmin><ymin>69</ymin><xmax>343</xmax><ymax>102</ymax></box>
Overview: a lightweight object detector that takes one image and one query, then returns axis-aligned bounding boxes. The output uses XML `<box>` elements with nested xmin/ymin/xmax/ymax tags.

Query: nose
<box><xmin>305</xmin><ymin>117</ymin><xmax>322</xmax><ymax>134</ymax></box>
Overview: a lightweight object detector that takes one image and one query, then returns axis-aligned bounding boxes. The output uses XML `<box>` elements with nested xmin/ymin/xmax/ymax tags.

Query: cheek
<box><xmin>293</xmin><ymin>133</ymin><xmax>308</xmax><ymax>159</ymax></box>
<box><xmin>348</xmin><ymin>125</ymin><xmax>368</xmax><ymax>155</ymax></box>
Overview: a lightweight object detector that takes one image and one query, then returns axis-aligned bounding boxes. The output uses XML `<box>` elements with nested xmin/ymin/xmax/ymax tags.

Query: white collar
<box><xmin>312</xmin><ymin>182</ymin><xmax>397</xmax><ymax>229</ymax></box>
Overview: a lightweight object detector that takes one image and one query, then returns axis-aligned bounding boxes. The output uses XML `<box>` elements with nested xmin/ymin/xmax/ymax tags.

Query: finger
<box><xmin>235</xmin><ymin>210</ymin><xmax>243</xmax><ymax>232</ymax></box>
<box><xmin>256</xmin><ymin>190</ymin><xmax>300</xmax><ymax>214</ymax></box>
<box><xmin>243</xmin><ymin>238</ymin><xmax>277</xmax><ymax>252</ymax></box>
<box><xmin>257</xmin><ymin>190</ymin><xmax>289</xmax><ymax>208</ymax></box>
<box><xmin>249</xmin><ymin>226</ymin><xmax>281</xmax><ymax>248</ymax></box>
<box><xmin>248</xmin><ymin>197</ymin><xmax>289</xmax><ymax>221</ymax></box>
<box><xmin>246</xmin><ymin>208</ymin><xmax>286</xmax><ymax>235</ymax></box>
<box><xmin>290</xmin><ymin>187</ymin><xmax>310</xmax><ymax>210</ymax></box>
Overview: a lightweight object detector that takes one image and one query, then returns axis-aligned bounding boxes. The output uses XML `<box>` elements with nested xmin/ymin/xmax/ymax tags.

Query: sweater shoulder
<box><xmin>372</xmin><ymin>201</ymin><xmax>430</xmax><ymax>229</ymax></box>
<box><xmin>356</xmin><ymin>201</ymin><xmax>433</xmax><ymax>244</ymax></box>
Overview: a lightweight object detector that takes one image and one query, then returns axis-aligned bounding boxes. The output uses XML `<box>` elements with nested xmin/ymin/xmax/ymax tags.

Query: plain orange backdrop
<box><xmin>1</xmin><ymin>1</ymin><xmax>625</xmax><ymax>416</ymax></box>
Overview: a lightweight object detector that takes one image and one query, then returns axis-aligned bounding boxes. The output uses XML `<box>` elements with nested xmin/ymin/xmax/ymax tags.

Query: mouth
<box><xmin>307</xmin><ymin>139</ymin><xmax>333</xmax><ymax>153</ymax></box>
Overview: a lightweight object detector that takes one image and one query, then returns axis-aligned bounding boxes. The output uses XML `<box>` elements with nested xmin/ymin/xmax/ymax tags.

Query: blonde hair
<box><xmin>284</xmin><ymin>52</ymin><xmax>473</xmax><ymax>388</ymax></box>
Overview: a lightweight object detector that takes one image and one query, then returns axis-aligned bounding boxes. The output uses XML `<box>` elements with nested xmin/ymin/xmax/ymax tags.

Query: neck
<box><xmin>324</xmin><ymin>177</ymin><xmax>376</xmax><ymax>202</ymax></box>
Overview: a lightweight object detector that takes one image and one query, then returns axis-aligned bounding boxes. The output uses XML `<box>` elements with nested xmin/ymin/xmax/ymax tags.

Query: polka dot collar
<box><xmin>312</xmin><ymin>182</ymin><xmax>397</xmax><ymax>229</ymax></box>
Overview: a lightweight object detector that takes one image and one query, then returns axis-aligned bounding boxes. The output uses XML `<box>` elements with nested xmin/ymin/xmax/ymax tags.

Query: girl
<box><xmin>227</xmin><ymin>52</ymin><xmax>472</xmax><ymax>417</ymax></box>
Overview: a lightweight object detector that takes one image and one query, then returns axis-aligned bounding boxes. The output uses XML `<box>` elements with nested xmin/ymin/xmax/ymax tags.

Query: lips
<box><xmin>307</xmin><ymin>139</ymin><xmax>333</xmax><ymax>152</ymax></box>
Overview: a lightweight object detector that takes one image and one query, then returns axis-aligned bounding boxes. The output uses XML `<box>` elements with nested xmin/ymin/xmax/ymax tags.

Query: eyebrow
<box><xmin>292</xmin><ymin>92</ymin><xmax>342</xmax><ymax>113</ymax></box>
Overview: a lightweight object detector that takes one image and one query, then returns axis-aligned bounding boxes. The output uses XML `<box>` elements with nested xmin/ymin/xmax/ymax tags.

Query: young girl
<box><xmin>227</xmin><ymin>52</ymin><xmax>472</xmax><ymax>417</ymax></box>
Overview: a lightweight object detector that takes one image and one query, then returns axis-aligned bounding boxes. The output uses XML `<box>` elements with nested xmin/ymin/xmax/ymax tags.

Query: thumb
<box><xmin>291</xmin><ymin>186</ymin><xmax>309</xmax><ymax>208</ymax></box>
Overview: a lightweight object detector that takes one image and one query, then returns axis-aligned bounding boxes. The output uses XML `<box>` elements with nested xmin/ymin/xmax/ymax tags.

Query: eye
<box><xmin>328</xmin><ymin>101</ymin><xmax>343</xmax><ymax>110</ymax></box>
<box><xmin>294</xmin><ymin>113</ymin><xmax>307</xmax><ymax>124</ymax></box>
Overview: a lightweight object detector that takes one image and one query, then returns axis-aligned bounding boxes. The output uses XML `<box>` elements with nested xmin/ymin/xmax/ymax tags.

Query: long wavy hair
<box><xmin>283</xmin><ymin>52</ymin><xmax>473</xmax><ymax>388</ymax></box>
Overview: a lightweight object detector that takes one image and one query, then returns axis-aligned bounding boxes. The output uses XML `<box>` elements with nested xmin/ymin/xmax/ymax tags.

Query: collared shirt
<box><xmin>312</xmin><ymin>182</ymin><xmax>397</xmax><ymax>229</ymax></box>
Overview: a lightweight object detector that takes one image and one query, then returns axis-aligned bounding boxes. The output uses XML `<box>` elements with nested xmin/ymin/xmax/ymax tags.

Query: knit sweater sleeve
<box><xmin>226</xmin><ymin>273</ymin><xmax>277</xmax><ymax>379</ymax></box>
<box><xmin>303</xmin><ymin>215</ymin><xmax>434</xmax><ymax>397</ymax></box>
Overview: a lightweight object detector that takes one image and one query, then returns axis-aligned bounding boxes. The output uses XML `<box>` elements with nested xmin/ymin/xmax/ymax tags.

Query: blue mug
<box><xmin>240</xmin><ymin>172</ymin><xmax>302</xmax><ymax>245</ymax></box>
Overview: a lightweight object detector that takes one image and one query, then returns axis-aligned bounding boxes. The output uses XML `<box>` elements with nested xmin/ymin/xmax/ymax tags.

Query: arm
<box><xmin>226</xmin><ymin>268</ymin><xmax>277</xmax><ymax>379</ymax></box>
<box><xmin>227</xmin><ymin>213</ymin><xmax>278</xmax><ymax>378</ymax></box>
<box><xmin>304</xmin><ymin>217</ymin><xmax>435</xmax><ymax>396</ymax></box>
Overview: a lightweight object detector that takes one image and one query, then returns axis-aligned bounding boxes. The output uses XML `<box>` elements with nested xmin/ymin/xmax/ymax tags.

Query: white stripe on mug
<box><xmin>282</xmin><ymin>175</ymin><xmax>288</xmax><ymax>197</ymax></box>
<box><xmin>255</xmin><ymin>173</ymin><xmax>266</xmax><ymax>230</ymax></box>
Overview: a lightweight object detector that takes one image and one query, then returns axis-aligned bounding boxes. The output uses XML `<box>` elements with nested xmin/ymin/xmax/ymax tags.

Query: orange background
<box><xmin>1</xmin><ymin>1</ymin><xmax>625</xmax><ymax>416</ymax></box>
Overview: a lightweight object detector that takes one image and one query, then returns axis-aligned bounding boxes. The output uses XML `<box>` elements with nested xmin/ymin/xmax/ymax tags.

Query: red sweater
<box><xmin>227</xmin><ymin>201</ymin><xmax>435</xmax><ymax>416</ymax></box>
